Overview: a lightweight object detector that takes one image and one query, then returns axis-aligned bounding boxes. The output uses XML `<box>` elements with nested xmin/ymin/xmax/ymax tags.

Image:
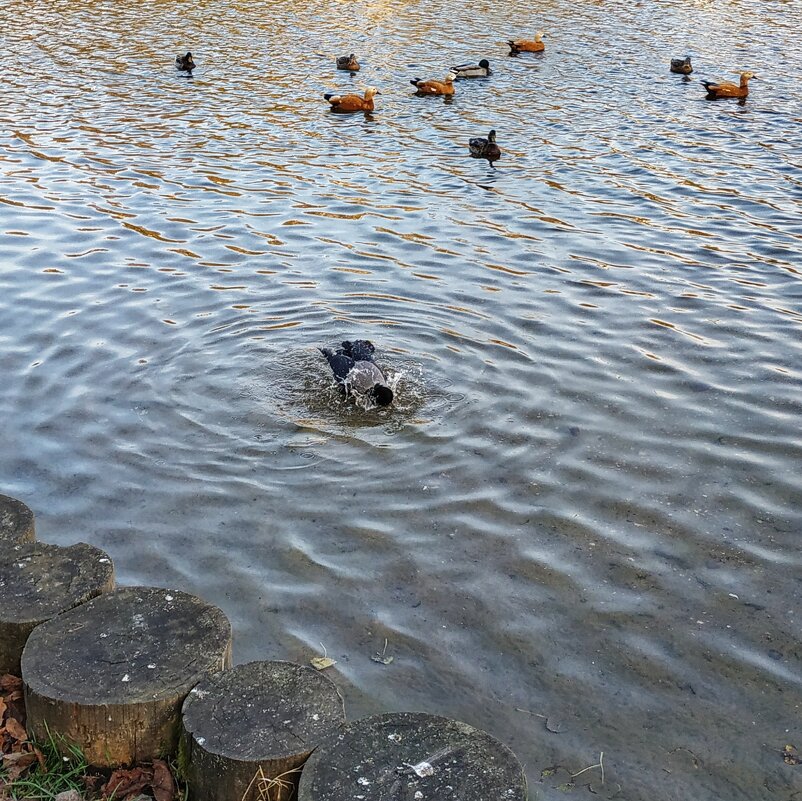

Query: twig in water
<box><xmin>571</xmin><ymin>751</ymin><xmax>604</xmax><ymax>785</ymax></box>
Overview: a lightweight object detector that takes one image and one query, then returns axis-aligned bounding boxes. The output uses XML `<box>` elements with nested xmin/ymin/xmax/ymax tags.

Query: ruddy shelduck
<box><xmin>324</xmin><ymin>87</ymin><xmax>380</xmax><ymax>113</ymax></box>
<box><xmin>410</xmin><ymin>72</ymin><xmax>456</xmax><ymax>96</ymax></box>
<box><xmin>508</xmin><ymin>32</ymin><xmax>545</xmax><ymax>54</ymax></box>
<box><xmin>701</xmin><ymin>71</ymin><xmax>756</xmax><ymax>99</ymax></box>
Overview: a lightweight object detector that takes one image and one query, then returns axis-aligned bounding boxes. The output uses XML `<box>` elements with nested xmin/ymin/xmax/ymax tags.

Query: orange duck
<box><xmin>701</xmin><ymin>71</ymin><xmax>755</xmax><ymax>100</ymax></box>
<box><xmin>324</xmin><ymin>87</ymin><xmax>380</xmax><ymax>113</ymax></box>
<box><xmin>508</xmin><ymin>32</ymin><xmax>545</xmax><ymax>54</ymax></box>
<box><xmin>410</xmin><ymin>71</ymin><xmax>456</xmax><ymax>96</ymax></box>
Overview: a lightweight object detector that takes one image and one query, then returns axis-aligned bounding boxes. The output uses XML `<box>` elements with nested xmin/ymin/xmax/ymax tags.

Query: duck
<box><xmin>410</xmin><ymin>72</ymin><xmax>456</xmax><ymax>96</ymax></box>
<box><xmin>508</xmin><ymin>32</ymin><xmax>545</xmax><ymax>54</ymax></box>
<box><xmin>469</xmin><ymin>130</ymin><xmax>501</xmax><ymax>167</ymax></box>
<box><xmin>324</xmin><ymin>87</ymin><xmax>380</xmax><ymax>113</ymax></box>
<box><xmin>175</xmin><ymin>52</ymin><xmax>196</xmax><ymax>71</ymax></box>
<box><xmin>450</xmin><ymin>59</ymin><xmax>491</xmax><ymax>78</ymax></box>
<box><xmin>670</xmin><ymin>56</ymin><xmax>693</xmax><ymax>75</ymax></box>
<box><xmin>337</xmin><ymin>54</ymin><xmax>360</xmax><ymax>71</ymax></box>
<box><xmin>701</xmin><ymin>71</ymin><xmax>755</xmax><ymax>100</ymax></box>
<box><xmin>320</xmin><ymin>340</ymin><xmax>394</xmax><ymax>406</ymax></box>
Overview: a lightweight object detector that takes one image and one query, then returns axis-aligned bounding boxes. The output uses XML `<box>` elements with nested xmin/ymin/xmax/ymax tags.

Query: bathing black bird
<box><xmin>320</xmin><ymin>340</ymin><xmax>394</xmax><ymax>406</ymax></box>
<box><xmin>176</xmin><ymin>52</ymin><xmax>195</xmax><ymax>71</ymax></box>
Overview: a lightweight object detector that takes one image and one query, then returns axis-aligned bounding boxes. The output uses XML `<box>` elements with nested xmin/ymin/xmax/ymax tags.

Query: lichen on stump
<box><xmin>21</xmin><ymin>586</ymin><xmax>232</xmax><ymax>766</ymax></box>
<box><xmin>0</xmin><ymin>493</ymin><xmax>35</xmax><ymax>545</ymax></box>
<box><xmin>297</xmin><ymin>712</ymin><xmax>527</xmax><ymax>801</ymax></box>
<box><xmin>181</xmin><ymin>660</ymin><xmax>346</xmax><ymax>801</ymax></box>
<box><xmin>0</xmin><ymin>541</ymin><xmax>115</xmax><ymax>675</ymax></box>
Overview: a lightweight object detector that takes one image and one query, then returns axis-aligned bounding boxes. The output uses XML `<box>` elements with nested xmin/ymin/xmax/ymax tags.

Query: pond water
<box><xmin>1</xmin><ymin>0</ymin><xmax>801</xmax><ymax>798</ymax></box>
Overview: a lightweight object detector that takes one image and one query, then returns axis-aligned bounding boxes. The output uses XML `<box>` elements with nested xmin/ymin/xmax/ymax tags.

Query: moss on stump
<box><xmin>21</xmin><ymin>586</ymin><xmax>232</xmax><ymax>766</ymax></box>
<box><xmin>297</xmin><ymin>712</ymin><xmax>527</xmax><ymax>801</ymax></box>
<box><xmin>181</xmin><ymin>660</ymin><xmax>346</xmax><ymax>801</ymax></box>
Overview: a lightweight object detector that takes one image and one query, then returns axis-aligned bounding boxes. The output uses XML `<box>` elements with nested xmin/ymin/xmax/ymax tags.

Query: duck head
<box><xmin>479</xmin><ymin>59</ymin><xmax>490</xmax><ymax>69</ymax></box>
<box><xmin>535</xmin><ymin>31</ymin><xmax>545</xmax><ymax>41</ymax></box>
<box><xmin>365</xmin><ymin>87</ymin><xmax>381</xmax><ymax>99</ymax></box>
<box><xmin>488</xmin><ymin>130</ymin><xmax>497</xmax><ymax>142</ymax></box>
<box><xmin>445</xmin><ymin>71</ymin><xmax>457</xmax><ymax>82</ymax></box>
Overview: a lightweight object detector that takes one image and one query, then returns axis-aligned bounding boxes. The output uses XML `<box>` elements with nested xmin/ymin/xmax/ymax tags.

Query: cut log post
<box><xmin>181</xmin><ymin>660</ymin><xmax>346</xmax><ymax>801</ymax></box>
<box><xmin>21</xmin><ymin>586</ymin><xmax>232</xmax><ymax>766</ymax></box>
<box><xmin>0</xmin><ymin>541</ymin><xmax>115</xmax><ymax>675</ymax></box>
<box><xmin>0</xmin><ymin>493</ymin><xmax>35</xmax><ymax>545</ymax></box>
<box><xmin>297</xmin><ymin>712</ymin><xmax>527</xmax><ymax>801</ymax></box>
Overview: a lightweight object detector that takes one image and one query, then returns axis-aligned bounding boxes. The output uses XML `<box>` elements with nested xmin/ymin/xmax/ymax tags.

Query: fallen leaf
<box><xmin>151</xmin><ymin>759</ymin><xmax>176</xmax><ymax>801</ymax></box>
<box><xmin>310</xmin><ymin>657</ymin><xmax>336</xmax><ymax>670</ymax></box>
<box><xmin>102</xmin><ymin>766</ymin><xmax>152</xmax><ymax>799</ymax></box>
<box><xmin>0</xmin><ymin>697</ymin><xmax>7</xmax><ymax>720</ymax></box>
<box><xmin>4</xmin><ymin>717</ymin><xmax>27</xmax><ymax>742</ymax></box>
<box><xmin>0</xmin><ymin>676</ymin><xmax>22</xmax><ymax>694</ymax></box>
<box><xmin>3</xmin><ymin>750</ymin><xmax>37</xmax><ymax>780</ymax></box>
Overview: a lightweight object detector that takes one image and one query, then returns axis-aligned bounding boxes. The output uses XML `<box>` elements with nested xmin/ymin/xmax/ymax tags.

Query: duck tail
<box><xmin>410</xmin><ymin>79</ymin><xmax>420</xmax><ymax>87</ymax></box>
<box><xmin>324</xmin><ymin>93</ymin><xmax>334</xmax><ymax>101</ymax></box>
<box><xmin>508</xmin><ymin>41</ymin><xmax>519</xmax><ymax>52</ymax></box>
<box><xmin>700</xmin><ymin>80</ymin><xmax>715</xmax><ymax>92</ymax></box>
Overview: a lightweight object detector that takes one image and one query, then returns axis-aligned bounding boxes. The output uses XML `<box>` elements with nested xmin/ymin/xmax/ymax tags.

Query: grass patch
<box><xmin>1</xmin><ymin>726</ymin><xmax>89</xmax><ymax>800</ymax></box>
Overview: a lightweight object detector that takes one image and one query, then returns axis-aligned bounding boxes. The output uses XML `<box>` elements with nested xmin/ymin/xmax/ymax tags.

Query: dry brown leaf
<box><xmin>3</xmin><ymin>750</ymin><xmax>36</xmax><ymax>780</ymax></box>
<box><xmin>102</xmin><ymin>766</ymin><xmax>153</xmax><ymax>799</ymax></box>
<box><xmin>4</xmin><ymin>717</ymin><xmax>27</xmax><ymax>742</ymax></box>
<box><xmin>33</xmin><ymin>745</ymin><xmax>46</xmax><ymax>772</ymax></box>
<box><xmin>0</xmin><ymin>697</ymin><xmax>7</xmax><ymax>721</ymax></box>
<box><xmin>152</xmin><ymin>758</ymin><xmax>176</xmax><ymax>801</ymax></box>
<box><xmin>0</xmin><ymin>676</ymin><xmax>22</xmax><ymax>693</ymax></box>
<box><xmin>310</xmin><ymin>656</ymin><xmax>336</xmax><ymax>670</ymax></box>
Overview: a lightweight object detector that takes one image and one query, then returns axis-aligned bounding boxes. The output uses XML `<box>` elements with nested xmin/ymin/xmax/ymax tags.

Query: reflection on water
<box><xmin>1</xmin><ymin>0</ymin><xmax>802</xmax><ymax>798</ymax></box>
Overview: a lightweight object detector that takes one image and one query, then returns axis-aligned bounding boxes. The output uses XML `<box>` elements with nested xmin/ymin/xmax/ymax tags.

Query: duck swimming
<box><xmin>701</xmin><ymin>71</ymin><xmax>755</xmax><ymax>99</ymax></box>
<box><xmin>320</xmin><ymin>340</ymin><xmax>394</xmax><ymax>406</ymax></box>
<box><xmin>508</xmin><ymin>32</ymin><xmax>545</xmax><ymax>54</ymax></box>
<box><xmin>410</xmin><ymin>72</ymin><xmax>456</xmax><ymax>96</ymax></box>
<box><xmin>324</xmin><ymin>87</ymin><xmax>380</xmax><ymax>113</ymax></box>
<box><xmin>670</xmin><ymin>56</ymin><xmax>693</xmax><ymax>75</ymax></box>
<box><xmin>469</xmin><ymin>129</ymin><xmax>501</xmax><ymax>167</ymax></box>
<box><xmin>175</xmin><ymin>52</ymin><xmax>195</xmax><ymax>71</ymax></box>
<box><xmin>337</xmin><ymin>54</ymin><xmax>360</xmax><ymax>71</ymax></box>
<box><xmin>451</xmin><ymin>59</ymin><xmax>491</xmax><ymax>78</ymax></box>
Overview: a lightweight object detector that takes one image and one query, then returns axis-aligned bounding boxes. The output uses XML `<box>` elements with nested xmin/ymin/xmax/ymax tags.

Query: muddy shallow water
<box><xmin>1</xmin><ymin>0</ymin><xmax>802</xmax><ymax>798</ymax></box>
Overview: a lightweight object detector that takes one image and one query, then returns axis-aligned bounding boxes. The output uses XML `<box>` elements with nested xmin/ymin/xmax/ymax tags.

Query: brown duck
<box><xmin>337</xmin><ymin>54</ymin><xmax>360</xmax><ymax>71</ymax></box>
<box><xmin>701</xmin><ymin>71</ymin><xmax>756</xmax><ymax>100</ymax></box>
<box><xmin>324</xmin><ymin>87</ymin><xmax>380</xmax><ymax>113</ymax></box>
<box><xmin>410</xmin><ymin>71</ymin><xmax>456</xmax><ymax>96</ymax></box>
<box><xmin>508</xmin><ymin>32</ymin><xmax>545</xmax><ymax>54</ymax></box>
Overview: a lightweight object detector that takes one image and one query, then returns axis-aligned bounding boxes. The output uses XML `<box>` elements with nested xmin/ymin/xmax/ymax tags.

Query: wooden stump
<box><xmin>0</xmin><ymin>493</ymin><xmax>35</xmax><ymax>545</ymax></box>
<box><xmin>21</xmin><ymin>586</ymin><xmax>232</xmax><ymax>766</ymax></box>
<box><xmin>181</xmin><ymin>660</ymin><xmax>346</xmax><ymax>801</ymax></box>
<box><xmin>297</xmin><ymin>712</ymin><xmax>527</xmax><ymax>801</ymax></box>
<box><xmin>0</xmin><ymin>541</ymin><xmax>115</xmax><ymax>675</ymax></box>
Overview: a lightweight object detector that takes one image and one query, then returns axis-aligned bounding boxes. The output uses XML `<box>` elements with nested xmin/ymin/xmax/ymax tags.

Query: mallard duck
<box><xmin>701</xmin><ymin>71</ymin><xmax>755</xmax><ymax>99</ymax></box>
<box><xmin>337</xmin><ymin>54</ymin><xmax>360</xmax><ymax>71</ymax></box>
<box><xmin>469</xmin><ymin>130</ymin><xmax>501</xmax><ymax>167</ymax></box>
<box><xmin>324</xmin><ymin>87</ymin><xmax>380</xmax><ymax>113</ymax></box>
<box><xmin>410</xmin><ymin>72</ymin><xmax>456</xmax><ymax>96</ymax></box>
<box><xmin>175</xmin><ymin>52</ymin><xmax>195</xmax><ymax>71</ymax></box>
<box><xmin>508</xmin><ymin>32</ymin><xmax>545</xmax><ymax>54</ymax></box>
<box><xmin>451</xmin><ymin>59</ymin><xmax>491</xmax><ymax>78</ymax></box>
<box><xmin>320</xmin><ymin>340</ymin><xmax>394</xmax><ymax>406</ymax></box>
<box><xmin>670</xmin><ymin>56</ymin><xmax>693</xmax><ymax>75</ymax></box>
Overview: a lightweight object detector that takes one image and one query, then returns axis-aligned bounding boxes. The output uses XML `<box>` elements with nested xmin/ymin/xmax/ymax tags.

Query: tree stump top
<box><xmin>0</xmin><ymin>494</ymin><xmax>35</xmax><ymax>544</ymax></box>
<box><xmin>182</xmin><ymin>660</ymin><xmax>345</xmax><ymax>762</ymax></box>
<box><xmin>297</xmin><ymin>712</ymin><xmax>527</xmax><ymax>801</ymax></box>
<box><xmin>22</xmin><ymin>586</ymin><xmax>232</xmax><ymax>705</ymax></box>
<box><xmin>0</xmin><ymin>541</ymin><xmax>114</xmax><ymax>624</ymax></box>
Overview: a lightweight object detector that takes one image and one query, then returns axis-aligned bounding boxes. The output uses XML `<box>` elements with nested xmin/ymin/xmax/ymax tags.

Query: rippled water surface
<box><xmin>2</xmin><ymin>0</ymin><xmax>802</xmax><ymax>797</ymax></box>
